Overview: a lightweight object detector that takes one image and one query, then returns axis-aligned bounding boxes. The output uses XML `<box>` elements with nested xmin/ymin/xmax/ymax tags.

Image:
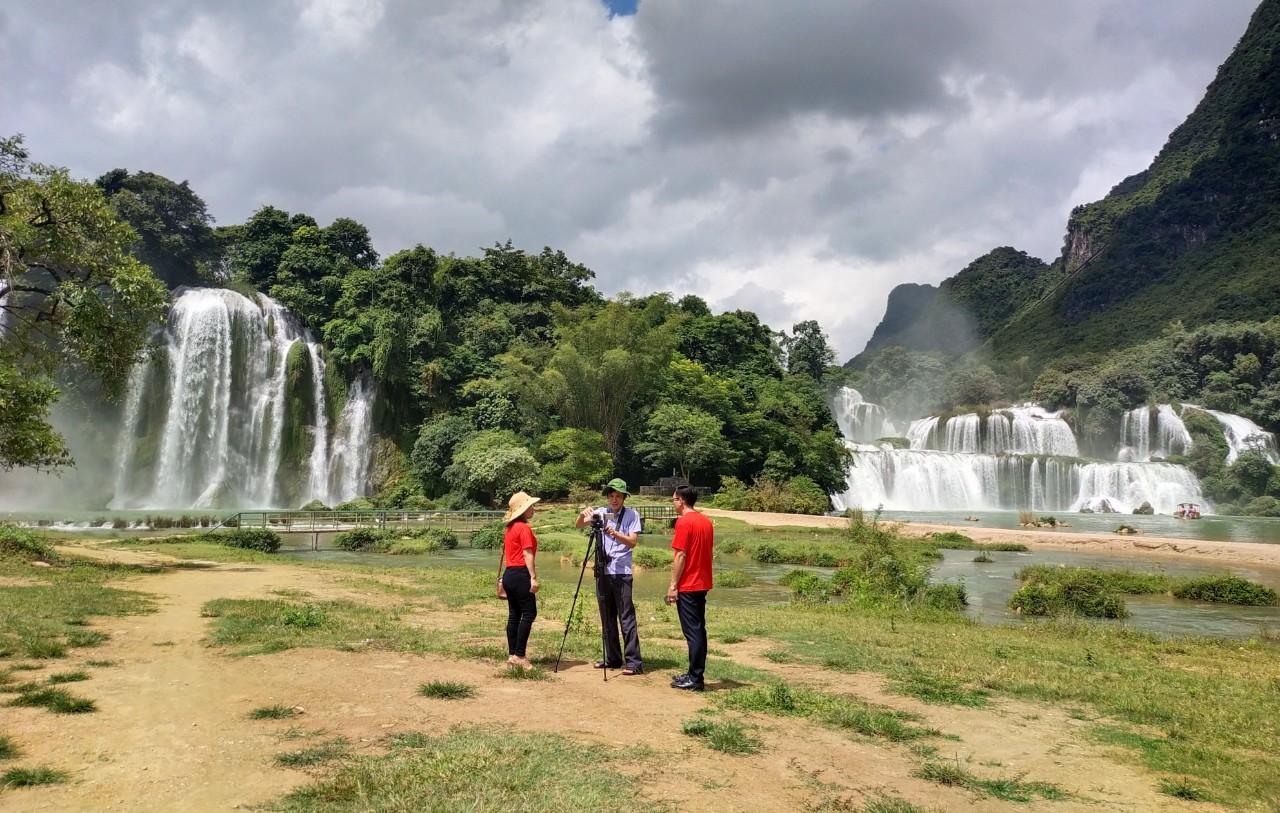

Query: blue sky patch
<box><xmin>602</xmin><ymin>0</ymin><xmax>638</xmax><ymax>17</ymax></box>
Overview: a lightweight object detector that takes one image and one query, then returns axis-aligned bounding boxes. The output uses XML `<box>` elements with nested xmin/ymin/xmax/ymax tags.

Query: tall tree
<box><xmin>0</xmin><ymin>135</ymin><xmax>167</xmax><ymax>470</ymax></box>
<box><xmin>96</xmin><ymin>168</ymin><xmax>219</xmax><ymax>289</ymax></box>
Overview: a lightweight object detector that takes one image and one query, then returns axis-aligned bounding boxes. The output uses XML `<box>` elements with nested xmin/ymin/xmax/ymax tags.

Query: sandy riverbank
<box><xmin>701</xmin><ymin>508</ymin><xmax>1280</xmax><ymax>570</ymax></box>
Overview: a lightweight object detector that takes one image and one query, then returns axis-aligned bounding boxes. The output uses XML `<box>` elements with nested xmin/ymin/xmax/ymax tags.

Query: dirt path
<box><xmin>702</xmin><ymin>508</ymin><xmax>1280</xmax><ymax>570</ymax></box>
<box><xmin>5</xmin><ymin>549</ymin><xmax>1232</xmax><ymax>813</ymax></box>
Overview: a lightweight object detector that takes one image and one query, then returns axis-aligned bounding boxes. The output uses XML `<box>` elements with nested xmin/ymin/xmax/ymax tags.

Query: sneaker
<box><xmin>669</xmin><ymin>673</ymin><xmax>690</xmax><ymax>687</ymax></box>
<box><xmin>671</xmin><ymin>675</ymin><xmax>704</xmax><ymax>692</ymax></box>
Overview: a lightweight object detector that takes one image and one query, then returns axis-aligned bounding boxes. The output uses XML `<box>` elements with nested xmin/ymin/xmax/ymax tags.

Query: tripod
<box><xmin>554</xmin><ymin>517</ymin><xmax>610</xmax><ymax>679</ymax></box>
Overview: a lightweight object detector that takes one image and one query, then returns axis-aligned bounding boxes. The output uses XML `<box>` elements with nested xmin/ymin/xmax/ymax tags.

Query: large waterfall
<box><xmin>830</xmin><ymin>388</ymin><xmax>1213</xmax><ymax>515</ymax></box>
<box><xmin>109</xmin><ymin>288</ymin><xmax>374</xmax><ymax>510</ymax></box>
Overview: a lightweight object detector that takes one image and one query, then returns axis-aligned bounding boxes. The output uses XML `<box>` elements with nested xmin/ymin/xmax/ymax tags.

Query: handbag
<box><xmin>496</xmin><ymin>539</ymin><xmax>507</xmax><ymax>599</ymax></box>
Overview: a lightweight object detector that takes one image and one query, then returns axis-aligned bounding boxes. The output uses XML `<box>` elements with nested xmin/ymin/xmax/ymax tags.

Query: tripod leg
<box><xmin>554</xmin><ymin>534</ymin><xmax>595</xmax><ymax>673</ymax></box>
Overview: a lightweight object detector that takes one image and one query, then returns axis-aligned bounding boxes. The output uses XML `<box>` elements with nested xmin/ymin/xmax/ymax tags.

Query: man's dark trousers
<box><xmin>597</xmin><ymin>574</ymin><xmax>642</xmax><ymax>670</ymax></box>
<box><xmin>676</xmin><ymin>590</ymin><xmax>708</xmax><ymax>683</ymax></box>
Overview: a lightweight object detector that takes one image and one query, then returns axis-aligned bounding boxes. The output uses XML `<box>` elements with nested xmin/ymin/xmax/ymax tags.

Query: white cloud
<box><xmin>0</xmin><ymin>0</ymin><xmax>1261</xmax><ymax>359</ymax></box>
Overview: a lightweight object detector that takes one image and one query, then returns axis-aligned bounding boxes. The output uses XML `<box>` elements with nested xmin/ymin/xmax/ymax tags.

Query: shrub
<box><xmin>631</xmin><ymin>546</ymin><xmax>673</xmax><ymax>568</ymax></box>
<box><xmin>333</xmin><ymin>528</ymin><xmax>392</xmax><ymax>551</ymax></box>
<box><xmin>1173</xmin><ymin>574</ymin><xmax>1279</xmax><ymax>606</ymax></box>
<box><xmin>298</xmin><ymin>500</ymin><xmax>331</xmax><ymax>511</ymax></box>
<box><xmin>334</xmin><ymin>497</ymin><xmax>376</xmax><ymax>511</ymax></box>
<box><xmin>216</xmin><ymin>528</ymin><xmax>282</xmax><ymax>553</ymax></box>
<box><xmin>1008</xmin><ymin>574</ymin><xmax>1128</xmax><ymax>618</ymax></box>
<box><xmin>752</xmin><ymin>542</ymin><xmax>784</xmax><ymax>563</ymax></box>
<box><xmin>922</xmin><ymin>583</ymin><xmax>968</xmax><ymax>611</ymax></box>
<box><xmin>787</xmin><ymin>572</ymin><xmax>831</xmax><ymax>604</ymax></box>
<box><xmin>0</xmin><ymin>527</ymin><xmax>52</xmax><ymax>560</ymax></box>
<box><xmin>928</xmin><ymin>531</ymin><xmax>974</xmax><ymax>547</ymax></box>
<box><xmin>469</xmin><ymin>522</ymin><xmax>505</xmax><ymax>550</ymax></box>
<box><xmin>716</xmin><ymin>569</ymin><xmax>755</xmax><ymax>588</ymax></box>
<box><xmin>710</xmin><ymin>476</ymin><xmax>749</xmax><ymax>510</ymax></box>
<box><xmin>1243</xmin><ymin>496</ymin><xmax>1280</xmax><ymax>517</ymax></box>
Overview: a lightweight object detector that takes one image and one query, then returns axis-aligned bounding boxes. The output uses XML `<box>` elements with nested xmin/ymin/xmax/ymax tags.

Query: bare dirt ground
<box><xmin>2</xmin><ymin>540</ymin><xmax>1237</xmax><ymax>813</ymax></box>
<box><xmin>703</xmin><ymin>508</ymin><xmax>1280</xmax><ymax>570</ymax></box>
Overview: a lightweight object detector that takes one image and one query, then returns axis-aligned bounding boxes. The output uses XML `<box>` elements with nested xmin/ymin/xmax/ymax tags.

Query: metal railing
<box><xmin>216</xmin><ymin>509</ymin><xmax>504</xmax><ymax>535</ymax></box>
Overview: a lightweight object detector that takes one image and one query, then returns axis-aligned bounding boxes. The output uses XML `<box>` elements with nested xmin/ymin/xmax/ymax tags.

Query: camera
<box><xmin>590</xmin><ymin>513</ymin><xmax>605</xmax><ymax>531</ymax></box>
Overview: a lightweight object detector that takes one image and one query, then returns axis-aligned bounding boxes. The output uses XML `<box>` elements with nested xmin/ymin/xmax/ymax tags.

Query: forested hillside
<box><xmin>2</xmin><ymin>141</ymin><xmax>849</xmax><ymax>512</ymax></box>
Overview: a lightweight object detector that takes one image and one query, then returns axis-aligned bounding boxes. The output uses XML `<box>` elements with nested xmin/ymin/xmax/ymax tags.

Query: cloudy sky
<box><xmin>1</xmin><ymin>0</ymin><xmax>1261</xmax><ymax>360</ymax></box>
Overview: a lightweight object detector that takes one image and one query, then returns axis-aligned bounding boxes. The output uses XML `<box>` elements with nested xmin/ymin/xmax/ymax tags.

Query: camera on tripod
<box><xmin>590</xmin><ymin>513</ymin><xmax>605</xmax><ymax>531</ymax></box>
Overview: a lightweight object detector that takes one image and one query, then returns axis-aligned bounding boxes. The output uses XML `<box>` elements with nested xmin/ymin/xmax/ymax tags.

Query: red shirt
<box><xmin>671</xmin><ymin>510</ymin><xmax>713</xmax><ymax>592</ymax></box>
<box><xmin>504</xmin><ymin>521</ymin><xmax>537</xmax><ymax>567</ymax></box>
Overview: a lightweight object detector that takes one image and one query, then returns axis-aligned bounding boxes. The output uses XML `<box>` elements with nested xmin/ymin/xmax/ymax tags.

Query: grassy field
<box><xmin>4</xmin><ymin>516</ymin><xmax>1280</xmax><ymax>810</ymax></box>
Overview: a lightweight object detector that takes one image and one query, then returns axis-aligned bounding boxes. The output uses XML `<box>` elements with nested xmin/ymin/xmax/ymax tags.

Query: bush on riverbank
<box><xmin>1008</xmin><ymin>571</ymin><xmax>1128</xmax><ymax>618</ymax></box>
<box><xmin>204</xmin><ymin>528</ymin><xmax>282</xmax><ymax>553</ymax></box>
<box><xmin>333</xmin><ymin>527</ymin><xmax>459</xmax><ymax>554</ymax></box>
<box><xmin>1016</xmin><ymin>565</ymin><xmax>1279</xmax><ymax>606</ymax></box>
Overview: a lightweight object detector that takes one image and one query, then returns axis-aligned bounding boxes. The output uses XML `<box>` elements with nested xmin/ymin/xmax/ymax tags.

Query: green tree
<box><xmin>635</xmin><ymin>403</ymin><xmax>732</xmax><ymax>482</ymax></box>
<box><xmin>95</xmin><ymin>168</ymin><xmax>219</xmax><ymax>289</ymax></box>
<box><xmin>0</xmin><ymin>135</ymin><xmax>167</xmax><ymax>470</ymax></box>
<box><xmin>410</xmin><ymin>415</ymin><xmax>475</xmax><ymax>497</ymax></box>
<box><xmin>535</xmin><ymin>428</ymin><xmax>612</xmax><ymax>495</ymax></box>
<box><xmin>782</xmin><ymin>319</ymin><xmax>835</xmax><ymax>380</ymax></box>
<box><xmin>444</xmin><ymin>430</ymin><xmax>539</xmax><ymax>506</ymax></box>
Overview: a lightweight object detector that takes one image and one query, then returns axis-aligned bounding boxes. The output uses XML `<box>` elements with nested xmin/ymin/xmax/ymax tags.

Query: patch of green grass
<box><xmin>6</xmin><ymin>687</ymin><xmax>96</xmax><ymax>714</ymax></box>
<box><xmin>761</xmin><ymin>648</ymin><xmax>793</xmax><ymax>663</ymax></box>
<box><xmin>859</xmin><ymin>795</ymin><xmax>946</xmax><ymax>813</ymax></box>
<box><xmin>247</xmin><ymin>704</ymin><xmax>298</xmax><ymax>720</ymax></box>
<box><xmin>388</xmin><ymin>731</ymin><xmax>434</xmax><ymax>748</ymax></box>
<box><xmin>418</xmin><ymin>680</ymin><xmax>476</xmax><ymax>700</ymax></box>
<box><xmin>0</xmin><ymin>580</ymin><xmax>153</xmax><ymax>663</ymax></box>
<box><xmin>47</xmin><ymin>671</ymin><xmax>89</xmax><ymax>684</ymax></box>
<box><xmin>718</xmin><ymin>681</ymin><xmax>935</xmax><ymax>742</ymax></box>
<box><xmin>718</xmin><ymin>633</ymin><xmax>746</xmax><ymax>644</ymax></box>
<box><xmin>274</xmin><ymin>738</ymin><xmax>351</xmax><ymax>768</ymax></box>
<box><xmin>497</xmin><ymin>665</ymin><xmax>550</xmax><ymax>681</ymax></box>
<box><xmin>1159</xmin><ymin>776</ymin><xmax>1210</xmax><ymax>801</ymax></box>
<box><xmin>680</xmin><ymin>716</ymin><xmax>762</xmax><ymax>754</ymax></box>
<box><xmin>272</xmin><ymin>727</ymin><xmax>664</xmax><ymax>813</ymax></box>
<box><xmin>914</xmin><ymin>759</ymin><xmax>1066</xmax><ymax>802</ymax></box>
<box><xmin>199</xmin><ymin>596</ymin><xmax>453</xmax><ymax>657</ymax></box>
<box><xmin>0</xmin><ymin>735</ymin><xmax>19</xmax><ymax>760</ymax></box>
<box><xmin>1</xmin><ymin>766</ymin><xmax>69</xmax><ymax>788</ymax></box>
<box><xmin>83</xmin><ymin>659</ymin><xmax>116</xmax><ymax>668</ymax></box>
<box><xmin>716</xmin><ymin>569</ymin><xmax>755</xmax><ymax>588</ymax></box>
<box><xmin>889</xmin><ymin>669</ymin><xmax>989</xmax><ymax>707</ymax></box>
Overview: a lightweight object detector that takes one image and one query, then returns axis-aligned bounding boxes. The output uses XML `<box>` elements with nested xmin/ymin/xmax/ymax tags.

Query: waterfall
<box><xmin>1121</xmin><ymin>405</ymin><xmax>1193</xmax><ymax>462</ymax></box>
<box><xmin>830</xmin><ymin>387</ymin><xmax>896</xmax><ymax>442</ymax></box>
<box><xmin>110</xmin><ymin>288</ymin><xmax>374</xmax><ymax>509</ymax></box>
<box><xmin>324</xmin><ymin>376</ymin><xmax>375</xmax><ymax>506</ymax></box>
<box><xmin>1184</xmin><ymin>405</ymin><xmax>1279</xmax><ymax>464</ymax></box>
<box><xmin>833</xmin><ymin>396</ymin><xmax>1227</xmax><ymax>514</ymax></box>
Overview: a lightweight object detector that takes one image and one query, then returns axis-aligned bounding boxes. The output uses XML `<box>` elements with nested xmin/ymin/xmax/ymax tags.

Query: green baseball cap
<box><xmin>602</xmin><ymin>478</ymin><xmax>630</xmax><ymax>495</ymax></box>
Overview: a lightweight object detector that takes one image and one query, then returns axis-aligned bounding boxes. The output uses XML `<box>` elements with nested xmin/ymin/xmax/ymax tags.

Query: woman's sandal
<box><xmin>620</xmin><ymin>667</ymin><xmax>642</xmax><ymax>676</ymax></box>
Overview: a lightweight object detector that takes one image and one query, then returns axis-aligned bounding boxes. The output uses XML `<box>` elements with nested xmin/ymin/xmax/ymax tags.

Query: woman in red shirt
<box><xmin>501</xmin><ymin>491</ymin><xmax>541</xmax><ymax>669</ymax></box>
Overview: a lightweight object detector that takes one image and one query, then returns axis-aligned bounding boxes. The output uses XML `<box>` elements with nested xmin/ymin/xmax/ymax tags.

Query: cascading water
<box><xmin>830</xmin><ymin>387</ymin><xmax>895</xmax><ymax>443</ymax></box>
<box><xmin>829</xmin><ymin>387</ymin><xmax>1210</xmax><ymax>514</ymax></box>
<box><xmin>1183</xmin><ymin>405</ymin><xmax>1279</xmax><ymax>465</ymax></box>
<box><xmin>110</xmin><ymin>288</ymin><xmax>373</xmax><ymax>509</ymax></box>
<box><xmin>1119</xmin><ymin>405</ymin><xmax>1193</xmax><ymax>462</ymax></box>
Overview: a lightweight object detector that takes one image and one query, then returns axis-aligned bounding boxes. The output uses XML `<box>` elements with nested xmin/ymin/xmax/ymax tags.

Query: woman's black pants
<box><xmin>502</xmin><ymin>566</ymin><xmax>537</xmax><ymax>657</ymax></box>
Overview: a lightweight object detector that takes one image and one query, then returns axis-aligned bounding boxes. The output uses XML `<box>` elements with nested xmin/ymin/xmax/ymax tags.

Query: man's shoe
<box><xmin>669</xmin><ymin>673</ymin><xmax>690</xmax><ymax>687</ymax></box>
<box><xmin>671</xmin><ymin>674</ymin><xmax>704</xmax><ymax>691</ymax></box>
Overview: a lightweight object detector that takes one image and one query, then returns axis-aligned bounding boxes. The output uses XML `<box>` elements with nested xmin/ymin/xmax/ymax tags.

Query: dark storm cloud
<box><xmin>0</xmin><ymin>0</ymin><xmax>1264</xmax><ymax>358</ymax></box>
<box><xmin>635</xmin><ymin>0</ymin><xmax>972</xmax><ymax>137</ymax></box>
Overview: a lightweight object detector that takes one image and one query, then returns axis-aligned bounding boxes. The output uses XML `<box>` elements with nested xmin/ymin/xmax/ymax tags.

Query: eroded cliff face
<box><xmin>1062</xmin><ymin>214</ymin><xmax>1103</xmax><ymax>277</ymax></box>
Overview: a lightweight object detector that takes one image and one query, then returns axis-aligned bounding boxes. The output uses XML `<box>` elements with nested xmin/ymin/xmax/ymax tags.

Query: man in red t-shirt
<box><xmin>666</xmin><ymin>484</ymin><xmax>713</xmax><ymax>691</ymax></box>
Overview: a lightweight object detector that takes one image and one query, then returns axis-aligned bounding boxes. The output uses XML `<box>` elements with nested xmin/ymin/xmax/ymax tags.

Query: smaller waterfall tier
<box><xmin>906</xmin><ymin>405</ymin><xmax>1078</xmax><ymax>456</ymax></box>
<box><xmin>1119</xmin><ymin>405</ymin><xmax>1193</xmax><ymax>462</ymax></box>
<box><xmin>831</xmin><ymin>387</ymin><xmax>896</xmax><ymax>443</ymax></box>
<box><xmin>830</xmin><ymin>447</ymin><xmax>1205</xmax><ymax>515</ymax></box>
<box><xmin>1184</xmin><ymin>405</ymin><xmax>1280</xmax><ymax>465</ymax></box>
